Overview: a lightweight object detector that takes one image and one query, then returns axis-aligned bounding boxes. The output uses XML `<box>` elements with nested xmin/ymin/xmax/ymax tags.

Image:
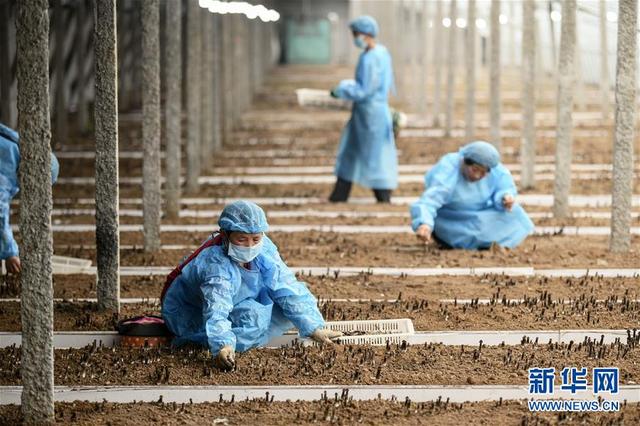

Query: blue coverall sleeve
<box><xmin>0</xmin><ymin>136</ymin><xmax>20</xmax><ymax>260</ymax></box>
<box><xmin>335</xmin><ymin>54</ymin><xmax>382</xmax><ymax>103</ymax></box>
<box><xmin>410</xmin><ymin>155</ymin><xmax>459</xmax><ymax>231</ymax></box>
<box><xmin>200</xmin><ymin>272</ymin><xmax>237</xmax><ymax>355</ymax></box>
<box><xmin>490</xmin><ymin>165</ymin><xmax>518</xmax><ymax>211</ymax></box>
<box><xmin>0</xmin><ymin>190</ymin><xmax>18</xmax><ymax>259</ymax></box>
<box><xmin>263</xmin><ymin>239</ymin><xmax>324</xmax><ymax>337</ymax></box>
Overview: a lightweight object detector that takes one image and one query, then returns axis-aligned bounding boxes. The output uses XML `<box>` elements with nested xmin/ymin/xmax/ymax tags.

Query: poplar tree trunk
<box><xmin>465</xmin><ymin>0</ymin><xmax>476</xmax><ymax>141</ymax></box>
<box><xmin>521</xmin><ymin>0</ymin><xmax>536</xmax><ymax>189</ymax></box>
<box><xmin>489</xmin><ymin>0</ymin><xmax>501</xmax><ymax>149</ymax></box>
<box><xmin>444</xmin><ymin>0</ymin><xmax>457</xmax><ymax>137</ymax></box>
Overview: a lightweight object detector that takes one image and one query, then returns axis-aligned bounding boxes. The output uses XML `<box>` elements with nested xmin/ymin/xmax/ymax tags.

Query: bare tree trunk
<box><xmin>141</xmin><ymin>0</ymin><xmax>161</xmax><ymax>252</ymax></box>
<box><xmin>75</xmin><ymin>0</ymin><xmax>90</xmax><ymax>134</ymax></box>
<box><xmin>212</xmin><ymin>14</ymin><xmax>222</xmax><ymax>151</ymax></box>
<box><xmin>419</xmin><ymin>0</ymin><xmax>429</xmax><ymax>116</ymax></box>
<box><xmin>489</xmin><ymin>0</ymin><xmax>501</xmax><ymax>149</ymax></box>
<box><xmin>444</xmin><ymin>0</ymin><xmax>457</xmax><ymax>137</ymax></box>
<box><xmin>547</xmin><ymin>1</ymin><xmax>557</xmax><ymax>77</ymax></box>
<box><xmin>16</xmin><ymin>0</ymin><xmax>54</xmax><ymax>421</ymax></box>
<box><xmin>509</xmin><ymin>0</ymin><xmax>516</xmax><ymax>67</ymax></box>
<box><xmin>54</xmin><ymin>0</ymin><xmax>68</xmax><ymax>145</ymax></box>
<box><xmin>185</xmin><ymin>0</ymin><xmax>201</xmax><ymax>192</ymax></box>
<box><xmin>94</xmin><ymin>0</ymin><xmax>120</xmax><ymax>312</ymax></box>
<box><xmin>534</xmin><ymin>2</ymin><xmax>545</xmax><ymax>101</ymax></box>
<box><xmin>0</xmin><ymin>0</ymin><xmax>12</xmax><ymax>125</ymax></box>
<box><xmin>574</xmin><ymin>15</ymin><xmax>585</xmax><ymax>111</ymax></box>
<box><xmin>610</xmin><ymin>0</ymin><xmax>637</xmax><ymax>252</ymax></box>
<box><xmin>521</xmin><ymin>0</ymin><xmax>536</xmax><ymax>189</ymax></box>
<box><xmin>200</xmin><ymin>11</ymin><xmax>214</xmax><ymax>172</ymax></box>
<box><xmin>599</xmin><ymin>0</ymin><xmax>610</xmax><ymax>120</ymax></box>
<box><xmin>465</xmin><ymin>0</ymin><xmax>476</xmax><ymax>141</ymax></box>
<box><xmin>220</xmin><ymin>14</ymin><xmax>233</xmax><ymax>145</ymax></box>
<box><xmin>552</xmin><ymin>0</ymin><xmax>576</xmax><ymax>219</ymax></box>
<box><xmin>164</xmin><ymin>0</ymin><xmax>181</xmax><ymax>219</ymax></box>
<box><xmin>432</xmin><ymin>0</ymin><xmax>443</xmax><ymax>127</ymax></box>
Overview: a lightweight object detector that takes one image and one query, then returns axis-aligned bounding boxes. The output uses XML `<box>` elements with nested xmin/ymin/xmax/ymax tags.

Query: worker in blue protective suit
<box><xmin>329</xmin><ymin>15</ymin><xmax>397</xmax><ymax>203</ymax></box>
<box><xmin>410</xmin><ymin>141</ymin><xmax>535</xmax><ymax>250</ymax></box>
<box><xmin>161</xmin><ymin>200</ymin><xmax>342</xmax><ymax>370</ymax></box>
<box><xmin>0</xmin><ymin>123</ymin><xmax>59</xmax><ymax>274</ymax></box>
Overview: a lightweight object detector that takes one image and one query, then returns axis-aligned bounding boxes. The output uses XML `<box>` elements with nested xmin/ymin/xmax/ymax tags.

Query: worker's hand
<box><xmin>329</xmin><ymin>89</ymin><xmax>339</xmax><ymax>99</ymax></box>
<box><xmin>6</xmin><ymin>256</ymin><xmax>21</xmax><ymax>274</ymax></box>
<box><xmin>502</xmin><ymin>195</ymin><xmax>515</xmax><ymax>212</ymax></box>
<box><xmin>213</xmin><ymin>345</ymin><xmax>235</xmax><ymax>371</ymax></box>
<box><xmin>415</xmin><ymin>224</ymin><xmax>432</xmax><ymax>244</ymax></box>
<box><xmin>310</xmin><ymin>328</ymin><xmax>343</xmax><ymax>344</ymax></box>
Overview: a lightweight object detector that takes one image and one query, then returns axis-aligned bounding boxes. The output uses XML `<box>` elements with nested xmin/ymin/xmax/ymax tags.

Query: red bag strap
<box><xmin>160</xmin><ymin>233</ymin><xmax>225</xmax><ymax>303</ymax></box>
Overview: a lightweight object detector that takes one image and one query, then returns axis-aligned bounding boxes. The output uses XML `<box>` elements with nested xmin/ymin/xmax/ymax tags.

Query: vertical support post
<box><xmin>141</xmin><ymin>0</ymin><xmax>161</xmax><ymax>251</ymax></box>
<box><xmin>185</xmin><ymin>0</ymin><xmax>201</xmax><ymax>193</ymax></box>
<box><xmin>552</xmin><ymin>0</ymin><xmax>576</xmax><ymax>219</ymax></box>
<box><xmin>489</xmin><ymin>0</ymin><xmax>501</xmax><ymax>149</ymax></box>
<box><xmin>465</xmin><ymin>0</ymin><xmax>476</xmax><ymax>141</ymax></box>
<box><xmin>547</xmin><ymin>1</ymin><xmax>557</xmax><ymax>77</ymax></box>
<box><xmin>164</xmin><ymin>0</ymin><xmax>182</xmax><ymax>219</ymax></box>
<box><xmin>200</xmin><ymin>10</ymin><xmax>214</xmax><ymax>172</ymax></box>
<box><xmin>599</xmin><ymin>0</ymin><xmax>610</xmax><ymax>119</ymax></box>
<box><xmin>75</xmin><ymin>0</ymin><xmax>90</xmax><ymax>134</ymax></box>
<box><xmin>0</xmin><ymin>0</ymin><xmax>13</xmax><ymax>125</ymax></box>
<box><xmin>54</xmin><ymin>0</ymin><xmax>68</xmax><ymax>144</ymax></box>
<box><xmin>432</xmin><ymin>0</ymin><xmax>443</xmax><ymax>127</ymax></box>
<box><xmin>610</xmin><ymin>0</ymin><xmax>637</xmax><ymax>252</ymax></box>
<box><xmin>444</xmin><ymin>0</ymin><xmax>457</xmax><ymax>137</ymax></box>
<box><xmin>521</xmin><ymin>0</ymin><xmax>536</xmax><ymax>189</ymax></box>
<box><xmin>212</xmin><ymin>13</ymin><xmax>222</xmax><ymax>151</ymax></box>
<box><xmin>419</xmin><ymin>0</ymin><xmax>429</xmax><ymax>116</ymax></box>
<box><xmin>94</xmin><ymin>0</ymin><xmax>120</xmax><ymax>312</ymax></box>
<box><xmin>16</xmin><ymin>0</ymin><xmax>54</xmax><ymax>421</ymax></box>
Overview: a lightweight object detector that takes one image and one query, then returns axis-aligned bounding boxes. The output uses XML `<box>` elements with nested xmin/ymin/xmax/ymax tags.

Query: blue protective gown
<box><xmin>0</xmin><ymin>124</ymin><xmax>59</xmax><ymax>260</ymax></box>
<box><xmin>410</xmin><ymin>152</ymin><xmax>535</xmax><ymax>249</ymax></box>
<box><xmin>162</xmin><ymin>236</ymin><xmax>325</xmax><ymax>355</ymax></box>
<box><xmin>334</xmin><ymin>44</ymin><xmax>398</xmax><ymax>190</ymax></box>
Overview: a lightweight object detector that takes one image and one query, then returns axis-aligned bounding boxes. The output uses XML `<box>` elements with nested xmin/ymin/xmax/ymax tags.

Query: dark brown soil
<box><xmin>1</xmin><ymin>400</ymin><xmax>637</xmax><ymax>425</ymax></box>
<box><xmin>4</xmin><ymin>274</ymin><xmax>638</xmax><ymax>303</ymax></box>
<box><xmin>48</xmin><ymin>233</ymin><xmax>640</xmax><ymax>269</ymax></box>
<box><xmin>1</xmin><ymin>338</ymin><xmax>638</xmax><ymax>386</ymax></box>
<box><xmin>0</xmin><ymin>296</ymin><xmax>637</xmax><ymax>332</ymax></box>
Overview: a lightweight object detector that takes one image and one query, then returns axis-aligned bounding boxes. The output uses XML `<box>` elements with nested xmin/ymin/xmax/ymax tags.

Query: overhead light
<box><xmin>456</xmin><ymin>18</ymin><xmax>467</xmax><ymax>28</ymax></box>
<box><xmin>442</xmin><ymin>17</ymin><xmax>451</xmax><ymax>28</ymax></box>
<box><xmin>499</xmin><ymin>14</ymin><xmax>508</xmax><ymax>25</ymax></box>
<box><xmin>475</xmin><ymin>18</ymin><xmax>487</xmax><ymax>30</ymax></box>
<box><xmin>550</xmin><ymin>10</ymin><xmax>562</xmax><ymax>22</ymax></box>
<box><xmin>201</xmin><ymin>1</ymin><xmax>280</xmax><ymax>22</ymax></box>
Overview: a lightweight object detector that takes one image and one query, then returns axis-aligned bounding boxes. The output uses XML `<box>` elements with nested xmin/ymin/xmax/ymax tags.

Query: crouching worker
<box><xmin>161</xmin><ymin>200</ymin><xmax>342</xmax><ymax>370</ymax></box>
<box><xmin>1</xmin><ymin>123</ymin><xmax>59</xmax><ymax>273</ymax></box>
<box><xmin>410</xmin><ymin>141</ymin><xmax>534</xmax><ymax>250</ymax></box>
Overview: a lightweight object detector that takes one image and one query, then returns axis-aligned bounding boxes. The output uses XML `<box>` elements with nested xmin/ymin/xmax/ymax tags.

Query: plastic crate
<box><xmin>51</xmin><ymin>255</ymin><xmax>92</xmax><ymax>274</ymax></box>
<box><xmin>295</xmin><ymin>88</ymin><xmax>351</xmax><ymax>110</ymax></box>
<box><xmin>333</xmin><ymin>333</ymin><xmax>411</xmax><ymax>346</ymax></box>
<box><xmin>324</xmin><ymin>318</ymin><xmax>415</xmax><ymax>335</ymax></box>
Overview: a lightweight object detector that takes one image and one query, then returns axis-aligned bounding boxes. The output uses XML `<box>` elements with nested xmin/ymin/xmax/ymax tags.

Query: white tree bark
<box><xmin>16</xmin><ymin>0</ymin><xmax>54</xmax><ymax>421</ymax></box>
<box><xmin>610</xmin><ymin>0</ymin><xmax>637</xmax><ymax>252</ymax></box>
<box><xmin>465</xmin><ymin>0</ymin><xmax>476</xmax><ymax>141</ymax></box>
<box><xmin>599</xmin><ymin>0</ymin><xmax>610</xmax><ymax>120</ymax></box>
<box><xmin>95</xmin><ymin>0</ymin><xmax>120</xmax><ymax>312</ymax></box>
<box><xmin>574</xmin><ymin>15</ymin><xmax>585</xmax><ymax>111</ymax></box>
<box><xmin>489</xmin><ymin>0</ymin><xmax>501</xmax><ymax>149</ymax></box>
<box><xmin>552</xmin><ymin>0</ymin><xmax>576</xmax><ymax>219</ymax></box>
<box><xmin>164</xmin><ymin>0</ymin><xmax>181</xmax><ymax>219</ymax></box>
<box><xmin>521</xmin><ymin>0</ymin><xmax>536</xmax><ymax>189</ymax></box>
<box><xmin>419</xmin><ymin>0</ymin><xmax>429</xmax><ymax>115</ymax></box>
<box><xmin>444</xmin><ymin>0</ymin><xmax>457</xmax><ymax>137</ymax></box>
<box><xmin>432</xmin><ymin>0</ymin><xmax>443</xmax><ymax>127</ymax></box>
<box><xmin>547</xmin><ymin>1</ymin><xmax>557</xmax><ymax>77</ymax></box>
<box><xmin>141</xmin><ymin>0</ymin><xmax>161</xmax><ymax>252</ymax></box>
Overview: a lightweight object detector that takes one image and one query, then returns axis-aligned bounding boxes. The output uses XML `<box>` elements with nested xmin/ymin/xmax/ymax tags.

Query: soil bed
<box><xmin>1</xmin><ymin>400</ymin><xmax>637</xmax><ymax>425</ymax></box>
<box><xmin>0</xmin><ymin>297</ymin><xmax>638</xmax><ymax>331</ymax></box>
<box><xmin>0</xmin><ymin>339</ymin><xmax>638</xmax><ymax>386</ymax></box>
<box><xmin>47</xmin><ymin>233</ymin><xmax>640</xmax><ymax>269</ymax></box>
<box><xmin>3</xmin><ymin>274</ymin><xmax>638</xmax><ymax>303</ymax></box>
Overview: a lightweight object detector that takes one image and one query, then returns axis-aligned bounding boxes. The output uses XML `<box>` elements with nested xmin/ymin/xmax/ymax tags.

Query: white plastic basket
<box><xmin>324</xmin><ymin>318</ymin><xmax>415</xmax><ymax>335</ymax></box>
<box><xmin>333</xmin><ymin>333</ymin><xmax>411</xmax><ymax>346</ymax></box>
<box><xmin>51</xmin><ymin>255</ymin><xmax>92</xmax><ymax>274</ymax></box>
<box><xmin>295</xmin><ymin>88</ymin><xmax>352</xmax><ymax>110</ymax></box>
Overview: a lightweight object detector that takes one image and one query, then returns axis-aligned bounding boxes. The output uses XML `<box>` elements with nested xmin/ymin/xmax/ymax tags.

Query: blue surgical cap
<box><xmin>218</xmin><ymin>200</ymin><xmax>269</xmax><ymax>234</ymax></box>
<box><xmin>460</xmin><ymin>141</ymin><xmax>501</xmax><ymax>170</ymax></box>
<box><xmin>349</xmin><ymin>15</ymin><xmax>379</xmax><ymax>37</ymax></box>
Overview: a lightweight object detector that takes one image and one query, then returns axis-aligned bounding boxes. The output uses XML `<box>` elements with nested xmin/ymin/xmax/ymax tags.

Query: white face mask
<box><xmin>228</xmin><ymin>239</ymin><xmax>264</xmax><ymax>264</ymax></box>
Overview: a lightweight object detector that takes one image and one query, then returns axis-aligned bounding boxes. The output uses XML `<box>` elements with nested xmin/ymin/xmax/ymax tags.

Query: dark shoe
<box><xmin>329</xmin><ymin>178</ymin><xmax>352</xmax><ymax>202</ymax></box>
<box><xmin>373</xmin><ymin>189</ymin><xmax>391</xmax><ymax>203</ymax></box>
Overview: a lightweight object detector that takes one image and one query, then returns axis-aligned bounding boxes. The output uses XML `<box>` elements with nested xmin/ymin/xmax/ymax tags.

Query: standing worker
<box><xmin>161</xmin><ymin>200</ymin><xmax>342</xmax><ymax>370</ymax></box>
<box><xmin>329</xmin><ymin>15</ymin><xmax>398</xmax><ymax>203</ymax></box>
<box><xmin>410</xmin><ymin>141</ymin><xmax>534</xmax><ymax>250</ymax></box>
<box><xmin>0</xmin><ymin>123</ymin><xmax>59</xmax><ymax>274</ymax></box>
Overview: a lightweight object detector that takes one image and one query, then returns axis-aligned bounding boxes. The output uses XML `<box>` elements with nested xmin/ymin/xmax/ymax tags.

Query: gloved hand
<box><xmin>310</xmin><ymin>328</ymin><xmax>343</xmax><ymax>344</ymax></box>
<box><xmin>415</xmin><ymin>224</ymin><xmax>432</xmax><ymax>244</ymax></box>
<box><xmin>329</xmin><ymin>89</ymin><xmax>339</xmax><ymax>99</ymax></box>
<box><xmin>213</xmin><ymin>345</ymin><xmax>235</xmax><ymax>371</ymax></box>
<box><xmin>502</xmin><ymin>195</ymin><xmax>515</xmax><ymax>212</ymax></box>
